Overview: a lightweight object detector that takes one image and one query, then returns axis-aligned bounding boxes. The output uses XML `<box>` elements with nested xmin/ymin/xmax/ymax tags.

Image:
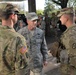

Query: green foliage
<box><xmin>45</xmin><ymin>0</ymin><xmax>76</xmax><ymax>8</ymax></box>
<box><xmin>44</xmin><ymin>0</ymin><xmax>58</xmax><ymax>16</ymax></box>
<box><xmin>68</xmin><ymin>0</ymin><xmax>76</xmax><ymax>7</ymax></box>
<box><xmin>36</xmin><ymin>10</ymin><xmax>44</xmax><ymax>15</ymax></box>
<box><xmin>44</xmin><ymin>0</ymin><xmax>76</xmax><ymax>16</ymax></box>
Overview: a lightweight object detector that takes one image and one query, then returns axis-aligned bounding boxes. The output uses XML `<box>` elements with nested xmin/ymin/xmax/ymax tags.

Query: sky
<box><xmin>0</xmin><ymin>0</ymin><xmax>45</xmax><ymax>11</ymax></box>
<box><xmin>22</xmin><ymin>0</ymin><xmax>45</xmax><ymax>11</ymax></box>
<box><xmin>36</xmin><ymin>0</ymin><xmax>45</xmax><ymax>10</ymax></box>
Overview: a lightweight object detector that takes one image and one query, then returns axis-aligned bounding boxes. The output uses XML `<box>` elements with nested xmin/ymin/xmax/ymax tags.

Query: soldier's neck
<box><xmin>2</xmin><ymin>20</ymin><xmax>13</xmax><ymax>28</ymax></box>
<box><xmin>66</xmin><ymin>21</ymin><xmax>73</xmax><ymax>28</ymax></box>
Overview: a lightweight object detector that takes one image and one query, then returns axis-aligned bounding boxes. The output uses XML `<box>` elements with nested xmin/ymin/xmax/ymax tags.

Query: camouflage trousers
<box><xmin>60</xmin><ymin>63</ymin><xmax>76</xmax><ymax>75</ymax></box>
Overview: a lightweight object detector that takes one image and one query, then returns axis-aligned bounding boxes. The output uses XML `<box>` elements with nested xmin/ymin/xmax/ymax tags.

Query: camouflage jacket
<box><xmin>0</xmin><ymin>25</ymin><xmax>28</xmax><ymax>75</ymax></box>
<box><xmin>18</xmin><ymin>26</ymin><xmax>48</xmax><ymax>71</ymax></box>
<box><xmin>60</xmin><ymin>25</ymin><xmax>76</xmax><ymax>67</ymax></box>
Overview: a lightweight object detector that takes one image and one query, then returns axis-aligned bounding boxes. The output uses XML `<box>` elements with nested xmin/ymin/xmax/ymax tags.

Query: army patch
<box><xmin>20</xmin><ymin>47</ymin><xmax>27</xmax><ymax>54</ymax></box>
<box><xmin>72</xmin><ymin>43</ymin><xmax>76</xmax><ymax>49</ymax></box>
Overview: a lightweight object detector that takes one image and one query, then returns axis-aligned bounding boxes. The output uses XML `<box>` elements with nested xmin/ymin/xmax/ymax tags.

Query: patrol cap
<box><xmin>0</xmin><ymin>3</ymin><xmax>19</xmax><ymax>19</ymax></box>
<box><xmin>26</xmin><ymin>12</ymin><xmax>38</xmax><ymax>21</ymax></box>
<box><xmin>57</xmin><ymin>7</ymin><xmax>73</xmax><ymax>17</ymax></box>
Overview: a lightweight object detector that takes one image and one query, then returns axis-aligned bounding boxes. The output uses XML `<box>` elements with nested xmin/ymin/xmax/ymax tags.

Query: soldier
<box><xmin>0</xmin><ymin>3</ymin><xmax>28</xmax><ymax>75</ymax></box>
<box><xmin>38</xmin><ymin>15</ymin><xmax>46</xmax><ymax>31</ymax></box>
<box><xmin>58</xmin><ymin>7</ymin><xmax>76</xmax><ymax>75</ymax></box>
<box><xmin>18</xmin><ymin>12</ymin><xmax>48</xmax><ymax>75</ymax></box>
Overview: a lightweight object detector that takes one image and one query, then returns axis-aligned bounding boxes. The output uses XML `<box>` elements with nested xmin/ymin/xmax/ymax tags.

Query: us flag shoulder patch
<box><xmin>20</xmin><ymin>46</ymin><xmax>27</xmax><ymax>54</ymax></box>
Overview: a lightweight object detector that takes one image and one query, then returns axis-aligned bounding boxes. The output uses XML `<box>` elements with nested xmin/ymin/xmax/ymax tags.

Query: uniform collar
<box><xmin>64</xmin><ymin>24</ymin><xmax>76</xmax><ymax>33</ymax></box>
<box><xmin>1</xmin><ymin>25</ymin><xmax>15</xmax><ymax>32</ymax></box>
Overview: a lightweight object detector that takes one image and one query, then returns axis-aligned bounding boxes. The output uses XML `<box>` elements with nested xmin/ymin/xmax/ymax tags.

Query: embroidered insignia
<box><xmin>20</xmin><ymin>47</ymin><xmax>27</xmax><ymax>54</ymax></box>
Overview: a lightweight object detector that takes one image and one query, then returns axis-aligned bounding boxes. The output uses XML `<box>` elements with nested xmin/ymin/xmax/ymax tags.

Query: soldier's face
<box><xmin>14</xmin><ymin>14</ymin><xmax>18</xmax><ymax>24</ymax></box>
<box><xmin>27</xmin><ymin>20</ymin><xmax>37</xmax><ymax>29</ymax></box>
<box><xmin>11</xmin><ymin>13</ymin><xmax>18</xmax><ymax>25</ymax></box>
<box><xmin>60</xmin><ymin>14</ymin><xmax>68</xmax><ymax>25</ymax></box>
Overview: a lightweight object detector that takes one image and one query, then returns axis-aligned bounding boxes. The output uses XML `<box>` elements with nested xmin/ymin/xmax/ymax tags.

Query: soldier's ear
<box><xmin>9</xmin><ymin>14</ymin><xmax>13</xmax><ymax>18</ymax></box>
<box><xmin>10</xmin><ymin>14</ymin><xmax>15</xmax><ymax>19</ymax></box>
<box><xmin>66</xmin><ymin>16</ymin><xmax>69</xmax><ymax>21</ymax></box>
<box><xmin>64</xmin><ymin>14</ymin><xmax>69</xmax><ymax>21</ymax></box>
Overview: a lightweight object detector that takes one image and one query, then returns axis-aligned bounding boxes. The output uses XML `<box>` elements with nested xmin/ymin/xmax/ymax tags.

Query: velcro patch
<box><xmin>20</xmin><ymin>47</ymin><xmax>27</xmax><ymax>54</ymax></box>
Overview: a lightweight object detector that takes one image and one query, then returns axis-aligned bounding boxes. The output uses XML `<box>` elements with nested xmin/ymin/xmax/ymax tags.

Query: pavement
<box><xmin>43</xmin><ymin>54</ymin><xmax>61</xmax><ymax>75</ymax></box>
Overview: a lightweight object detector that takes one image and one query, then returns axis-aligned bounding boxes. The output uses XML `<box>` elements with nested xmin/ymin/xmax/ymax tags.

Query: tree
<box><xmin>44</xmin><ymin>1</ymin><xmax>56</xmax><ymax>15</ymax></box>
<box><xmin>46</xmin><ymin>0</ymin><xmax>76</xmax><ymax>8</ymax></box>
<box><xmin>28</xmin><ymin>0</ymin><xmax>36</xmax><ymax>12</ymax></box>
<box><xmin>36</xmin><ymin>10</ymin><xmax>43</xmax><ymax>15</ymax></box>
<box><xmin>46</xmin><ymin>0</ymin><xmax>69</xmax><ymax>8</ymax></box>
<box><xmin>68</xmin><ymin>0</ymin><xmax>76</xmax><ymax>7</ymax></box>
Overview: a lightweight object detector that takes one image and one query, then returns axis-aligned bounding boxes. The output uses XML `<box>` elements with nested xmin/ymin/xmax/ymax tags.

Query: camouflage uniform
<box><xmin>58</xmin><ymin>7</ymin><xmax>76</xmax><ymax>75</ymax></box>
<box><xmin>0</xmin><ymin>25</ymin><xmax>28</xmax><ymax>75</ymax></box>
<box><xmin>38</xmin><ymin>16</ymin><xmax>46</xmax><ymax>32</ymax></box>
<box><xmin>18</xmin><ymin>26</ymin><xmax>48</xmax><ymax>74</ymax></box>
<box><xmin>60</xmin><ymin>25</ymin><xmax>76</xmax><ymax>75</ymax></box>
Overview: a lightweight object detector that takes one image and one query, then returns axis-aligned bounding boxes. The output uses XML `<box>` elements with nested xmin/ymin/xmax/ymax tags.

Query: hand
<box><xmin>43</xmin><ymin>61</ymin><xmax>48</xmax><ymax>66</ymax></box>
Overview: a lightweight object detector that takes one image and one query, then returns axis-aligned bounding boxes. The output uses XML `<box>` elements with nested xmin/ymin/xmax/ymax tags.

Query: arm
<box><xmin>41</xmin><ymin>33</ymin><xmax>48</xmax><ymax>66</ymax></box>
<box><xmin>15</xmin><ymin>36</ymin><xmax>28</xmax><ymax>74</ymax></box>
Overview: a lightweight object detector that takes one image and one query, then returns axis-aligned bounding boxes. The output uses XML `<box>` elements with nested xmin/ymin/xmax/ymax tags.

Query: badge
<box><xmin>20</xmin><ymin>47</ymin><xmax>27</xmax><ymax>54</ymax></box>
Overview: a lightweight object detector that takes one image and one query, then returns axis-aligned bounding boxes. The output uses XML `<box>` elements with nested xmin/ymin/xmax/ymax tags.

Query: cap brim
<box><xmin>57</xmin><ymin>13</ymin><xmax>62</xmax><ymax>17</ymax></box>
<box><xmin>57</xmin><ymin>12</ymin><xmax>65</xmax><ymax>17</ymax></box>
<box><xmin>31</xmin><ymin>16</ymin><xmax>38</xmax><ymax>21</ymax></box>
